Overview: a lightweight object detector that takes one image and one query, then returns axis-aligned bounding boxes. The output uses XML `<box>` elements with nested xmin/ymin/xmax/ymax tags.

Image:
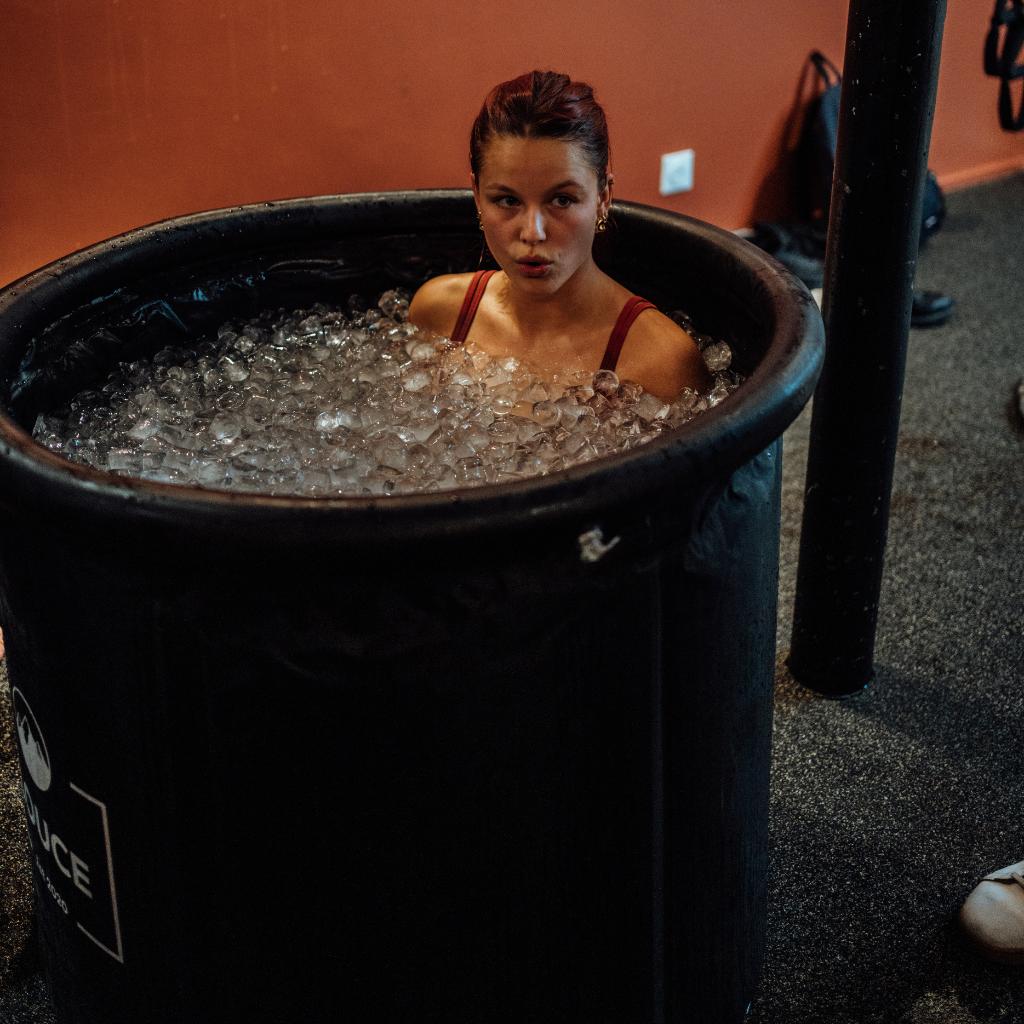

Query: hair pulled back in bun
<box><xmin>469</xmin><ymin>71</ymin><xmax>611</xmax><ymax>190</ymax></box>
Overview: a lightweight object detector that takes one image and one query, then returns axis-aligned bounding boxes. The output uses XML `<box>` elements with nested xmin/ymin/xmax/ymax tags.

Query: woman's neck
<box><xmin>497</xmin><ymin>259</ymin><xmax>609</xmax><ymax>339</ymax></box>
<box><xmin>480</xmin><ymin>260</ymin><xmax>621</xmax><ymax>375</ymax></box>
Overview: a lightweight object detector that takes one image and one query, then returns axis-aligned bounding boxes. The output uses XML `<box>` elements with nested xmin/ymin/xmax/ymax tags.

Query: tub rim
<box><xmin>0</xmin><ymin>189</ymin><xmax>823</xmax><ymax>545</ymax></box>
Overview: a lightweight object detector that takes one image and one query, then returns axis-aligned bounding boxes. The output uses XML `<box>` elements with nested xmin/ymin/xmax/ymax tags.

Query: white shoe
<box><xmin>959</xmin><ymin>859</ymin><xmax>1024</xmax><ymax>965</ymax></box>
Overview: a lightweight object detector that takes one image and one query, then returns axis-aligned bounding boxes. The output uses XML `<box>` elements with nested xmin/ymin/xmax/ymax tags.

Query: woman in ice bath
<box><xmin>409</xmin><ymin>70</ymin><xmax>708</xmax><ymax>403</ymax></box>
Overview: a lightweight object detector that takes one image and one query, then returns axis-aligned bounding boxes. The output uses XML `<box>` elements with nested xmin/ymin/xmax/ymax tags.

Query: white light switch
<box><xmin>660</xmin><ymin>149</ymin><xmax>695</xmax><ymax>195</ymax></box>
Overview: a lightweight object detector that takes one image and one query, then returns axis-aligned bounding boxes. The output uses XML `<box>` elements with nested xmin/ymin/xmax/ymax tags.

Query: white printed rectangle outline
<box><xmin>69</xmin><ymin>781</ymin><xmax>124</xmax><ymax>964</ymax></box>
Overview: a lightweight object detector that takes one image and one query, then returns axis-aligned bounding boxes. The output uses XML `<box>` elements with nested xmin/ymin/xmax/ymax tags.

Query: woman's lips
<box><xmin>515</xmin><ymin>258</ymin><xmax>552</xmax><ymax>278</ymax></box>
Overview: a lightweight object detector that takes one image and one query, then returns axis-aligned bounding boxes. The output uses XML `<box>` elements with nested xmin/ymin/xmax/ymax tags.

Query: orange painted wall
<box><xmin>2</xmin><ymin>0</ymin><xmax>1021</xmax><ymax>288</ymax></box>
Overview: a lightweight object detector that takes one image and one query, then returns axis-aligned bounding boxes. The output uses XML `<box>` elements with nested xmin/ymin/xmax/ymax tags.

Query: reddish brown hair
<box><xmin>469</xmin><ymin>71</ymin><xmax>611</xmax><ymax>190</ymax></box>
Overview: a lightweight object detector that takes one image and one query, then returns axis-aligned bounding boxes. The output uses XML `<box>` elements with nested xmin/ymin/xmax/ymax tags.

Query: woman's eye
<box><xmin>492</xmin><ymin>195</ymin><xmax>519</xmax><ymax>208</ymax></box>
<box><xmin>551</xmin><ymin>195</ymin><xmax>576</xmax><ymax>208</ymax></box>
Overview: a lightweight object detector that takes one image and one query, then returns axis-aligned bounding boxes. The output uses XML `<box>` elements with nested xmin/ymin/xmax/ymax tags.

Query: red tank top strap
<box><xmin>450</xmin><ymin>269</ymin><xmax>497</xmax><ymax>343</ymax></box>
<box><xmin>600</xmin><ymin>296</ymin><xmax>657</xmax><ymax>372</ymax></box>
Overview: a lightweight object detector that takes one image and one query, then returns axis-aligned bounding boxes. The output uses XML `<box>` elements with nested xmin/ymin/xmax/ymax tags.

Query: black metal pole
<box><xmin>788</xmin><ymin>0</ymin><xmax>947</xmax><ymax>697</ymax></box>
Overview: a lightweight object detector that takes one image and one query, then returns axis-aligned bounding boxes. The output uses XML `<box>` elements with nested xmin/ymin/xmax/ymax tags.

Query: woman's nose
<box><xmin>520</xmin><ymin>207</ymin><xmax>546</xmax><ymax>243</ymax></box>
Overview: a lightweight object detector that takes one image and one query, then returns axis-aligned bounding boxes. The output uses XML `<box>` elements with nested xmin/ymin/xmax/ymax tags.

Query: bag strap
<box><xmin>985</xmin><ymin>1</ymin><xmax>1024</xmax><ymax>130</ymax></box>
<box><xmin>809</xmin><ymin>50</ymin><xmax>842</xmax><ymax>88</ymax></box>
<box><xmin>999</xmin><ymin>77</ymin><xmax>1024</xmax><ymax>131</ymax></box>
<box><xmin>985</xmin><ymin>0</ymin><xmax>1024</xmax><ymax>75</ymax></box>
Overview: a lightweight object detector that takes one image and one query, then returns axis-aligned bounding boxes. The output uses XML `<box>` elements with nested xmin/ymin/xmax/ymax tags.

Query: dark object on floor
<box><xmin>752</xmin><ymin>49</ymin><xmax>949</xmax><ymax>301</ymax></box>
<box><xmin>799</xmin><ymin>51</ymin><xmax>947</xmax><ymax>245</ymax></box>
<box><xmin>749</xmin><ymin>221</ymin><xmax>826</xmax><ymax>288</ymax></box>
<box><xmin>984</xmin><ymin>0</ymin><xmax>1024</xmax><ymax>131</ymax></box>
<box><xmin>911</xmin><ymin>288</ymin><xmax>955</xmax><ymax>326</ymax></box>
<box><xmin>798</xmin><ymin>52</ymin><xmax>843</xmax><ymax>224</ymax></box>
<box><xmin>749</xmin><ymin>225</ymin><xmax>954</xmax><ymax>328</ymax></box>
<box><xmin>920</xmin><ymin>170</ymin><xmax>948</xmax><ymax>244</ymax></box>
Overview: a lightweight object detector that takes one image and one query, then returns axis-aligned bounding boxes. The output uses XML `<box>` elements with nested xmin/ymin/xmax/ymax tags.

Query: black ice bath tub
<box><xmin>0</xmin><ymin>191</ymin><xmax>822</xmax><ymax>1024</ymax></box>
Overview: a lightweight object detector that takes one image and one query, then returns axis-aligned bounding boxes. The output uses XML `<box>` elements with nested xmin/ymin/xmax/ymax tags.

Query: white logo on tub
<box><xmin>12</xmin><ymin>686</ymin><xmax>124</xmax><ymax>964</ymax></box>
<box><xmin>13</xmin><ymin>688</ymin><xmax>51</xmax><ymax>792</ymax></box>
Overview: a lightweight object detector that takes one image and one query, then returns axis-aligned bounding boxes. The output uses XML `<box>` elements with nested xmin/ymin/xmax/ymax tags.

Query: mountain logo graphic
<box><xmin>12</xmin><ymin>689</ymin><xmax>51</xmax><ymax>792</ymax></box>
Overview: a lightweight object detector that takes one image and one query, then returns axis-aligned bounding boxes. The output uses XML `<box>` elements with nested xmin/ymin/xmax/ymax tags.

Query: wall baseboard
<box><xmin>937</xmin><ymin>157</ymin><xmax>1024</xmax><ymax>193</ymax></box>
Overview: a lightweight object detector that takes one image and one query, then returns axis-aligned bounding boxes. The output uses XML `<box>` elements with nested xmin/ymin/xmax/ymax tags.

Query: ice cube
<box><xmin>218</xmin><ymin>355</ymin><xmax>250</xmax><ymax>383</ymax></box>
<box><xmin>210</xmin><ymin>413</ymin><xmax>242</xmax><ymax>444</ymax></box>
<box><xmin>702</xmin><ymin>341</ymin><xmax>732</xmax><ymax>373</ymax></box>
<box><xmin>592</xmin><ymin>369</ymin><xmax>620</xmax><ymax>397</ymax></box>
<box><xmin>635</xmin><ymin>393</ymin><xmax>669</xmax><ymax>423</ymax></box>
<box><xmin>532</xmin><ymin>401</ymin><xmax>559</xmax><ymax>428</ymax></box>
<box><xmin>127</xmin><ymin>416</ymin><xmax>162</xmax><ymax>441</ymax></box>
<box><xmin>378</xmin><ymin>289</ymin><xmax>410</xmax><ymax>321</ymax></box>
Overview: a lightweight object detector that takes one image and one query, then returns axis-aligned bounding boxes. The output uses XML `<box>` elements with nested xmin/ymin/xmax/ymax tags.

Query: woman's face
<box><xmin>472</xmin><ymin>135</ymin><xmax>611</xmax><ymax>293</ymax></box>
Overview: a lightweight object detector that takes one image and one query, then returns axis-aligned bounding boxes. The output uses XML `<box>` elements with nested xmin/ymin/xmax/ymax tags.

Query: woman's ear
<box><xmin>599</xmin><ymin>173</ymin><xmax>614</xmax><ymax>217</ymax></box>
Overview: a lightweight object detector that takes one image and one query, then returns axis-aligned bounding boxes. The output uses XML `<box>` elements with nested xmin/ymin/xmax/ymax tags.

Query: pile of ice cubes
<box><xmin>31</xmin><ymin>290</ymin><xmax>742</xmax><ymax>496</ymax></box>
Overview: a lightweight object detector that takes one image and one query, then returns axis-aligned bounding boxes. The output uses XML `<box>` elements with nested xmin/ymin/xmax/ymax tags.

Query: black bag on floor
<box><xmin>799</xmin><ymin>50</ymin><xmax>946</xmax><ymax>245</ymax></box>
<box><xmin>798</xmin><ymin>52</ymin><xmax>842</xmax><ymax>224</ymax></box>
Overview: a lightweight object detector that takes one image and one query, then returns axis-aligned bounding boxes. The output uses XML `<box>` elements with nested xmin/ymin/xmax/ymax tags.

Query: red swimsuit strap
<box><xmin>600</xmin><ymin>296</ymin><xmax>656</xmax><ymax>372</ymax></box>
<box><xmin>452</xmin><ymin>274</ymin><xmax>653</xmax><ymax>370</ymax></box>
<box><xmin>450</xmin><ymin>269</ymin><xmax>498</xmax><ymax>343</ymax></box>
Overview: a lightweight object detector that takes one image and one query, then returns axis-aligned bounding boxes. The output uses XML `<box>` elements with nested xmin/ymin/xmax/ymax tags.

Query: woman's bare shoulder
<box><xmin>615</xmin><ymin>307</ymin><xmax>710</xmax><ymax>402</ymax></box>
<box><xmin>408</xmin><ymin>273</ymin><xmax>476</xmax><ymax>336</ymax></box>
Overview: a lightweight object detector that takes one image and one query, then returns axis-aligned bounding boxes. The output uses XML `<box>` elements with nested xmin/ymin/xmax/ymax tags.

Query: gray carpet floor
<box><xmin>752</xmin><ymin>172</ymin><xmax>1024</xmax><ymax>1024</ymax></box>
<box><xmin>1</xmin><ymin>173</ymin><xmax>1022</xmax><ymax>1022</ymax></box>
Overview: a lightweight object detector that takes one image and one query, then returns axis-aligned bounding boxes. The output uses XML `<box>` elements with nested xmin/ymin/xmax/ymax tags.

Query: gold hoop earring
<box><xmin>595</xmin><ymin>214</ymin><xmax>608</xmax><ymax>234</ymax></box>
